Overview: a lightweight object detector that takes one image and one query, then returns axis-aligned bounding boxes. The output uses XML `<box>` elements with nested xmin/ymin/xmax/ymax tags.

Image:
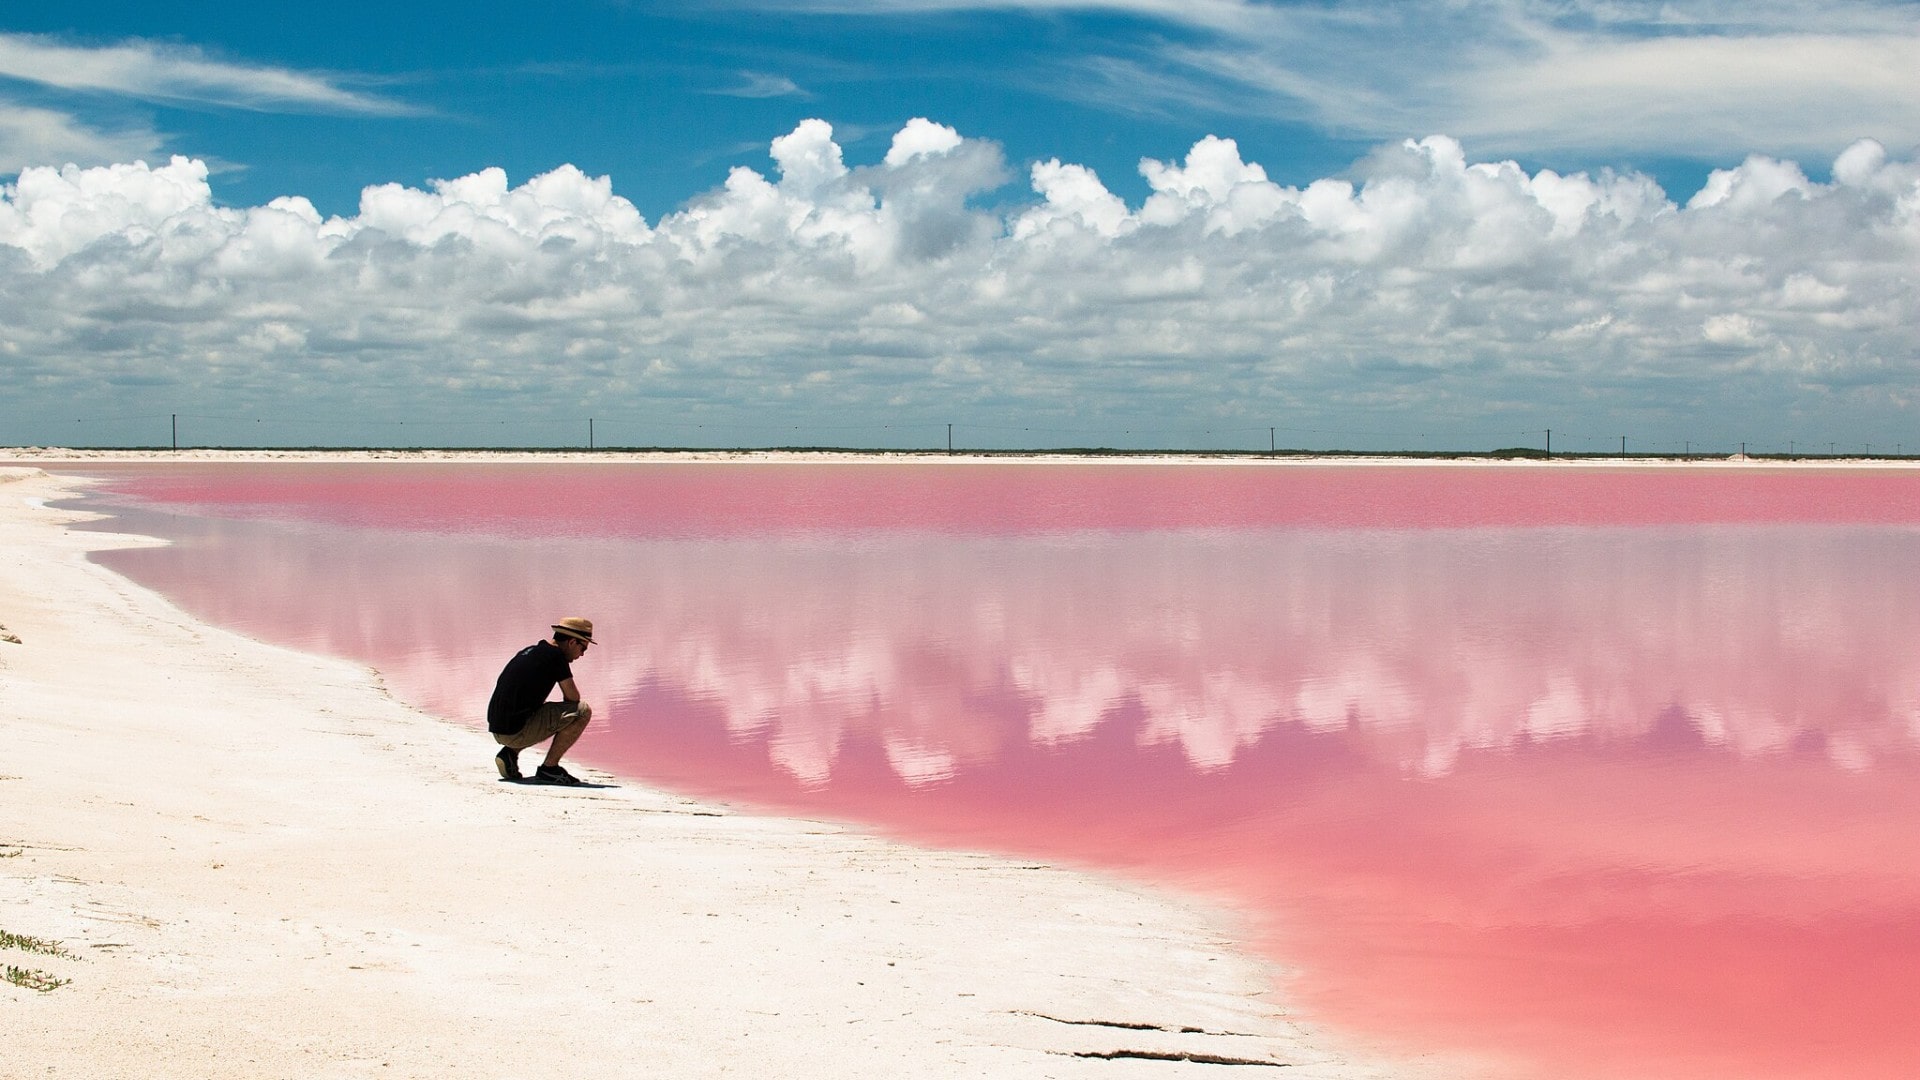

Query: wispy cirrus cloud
<box><xmin>0</xmin><ymin>32</ymin><xmax>414</xmax><ymax>115</ymax></box>
<box><xmin>0</xmin><ymin>101</ymin><xmax>163</xmax><ymax>174</ymax></box>
<box><xmin>1147</xmin><ymin>1</ymin><xmax>1920</xmax><ymax>159</ymax></box>
<box><xmin>735</xmin><ymin>0</ymin><xmax>1254</xmax><ymax>28</ymax></box>
<box><xmin>710</xmin><ymin>71</ymin><xmax>810</xmax><ymax>99</ymax></box>
<box><xmin>1437</xmin><ymin>28</ymin><xmax>1920</xmax><ymax>158</ymax></box>
<box><xmin>732</xmin><ymin>0</ymin><xmax>1920</xmax><ymax>161</ymax></box>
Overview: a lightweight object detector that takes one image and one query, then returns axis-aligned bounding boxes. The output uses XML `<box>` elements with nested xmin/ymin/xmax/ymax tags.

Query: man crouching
<box><xmin>488</xmin><ymin>617</ymin><xmax>596</xmax><ymax>785</ymax></box>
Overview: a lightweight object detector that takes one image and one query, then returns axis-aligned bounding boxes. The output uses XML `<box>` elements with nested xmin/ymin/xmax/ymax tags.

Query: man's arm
<box><xmin>558</xmin><ymin>677</ymin><xmax>581</xmax><ymax>704</ymax></box>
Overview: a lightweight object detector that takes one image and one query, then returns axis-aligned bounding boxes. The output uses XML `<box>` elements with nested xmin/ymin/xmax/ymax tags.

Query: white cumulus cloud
<box><xmin>884</xmin><ymin>117</ymin><xmax>964</xmax><ymax>166</ymax></box>
<box><xmin>2</xmin><ymin>119</ymin><xmax>1918</xmax><ymax>447</ymax></box>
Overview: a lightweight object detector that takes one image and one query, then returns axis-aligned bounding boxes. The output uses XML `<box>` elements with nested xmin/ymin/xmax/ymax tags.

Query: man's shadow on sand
<box><xmin>499</xmin><ymin>777</ymin><xmax>619</xmax><ymax>790</ymax></box>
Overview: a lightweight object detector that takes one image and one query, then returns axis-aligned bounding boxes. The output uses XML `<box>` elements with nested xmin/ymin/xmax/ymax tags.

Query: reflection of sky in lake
<box><xmin>65</xmin><ymin>463</ymin><xmax>1920</xmax><ymax>1080</ymax></box>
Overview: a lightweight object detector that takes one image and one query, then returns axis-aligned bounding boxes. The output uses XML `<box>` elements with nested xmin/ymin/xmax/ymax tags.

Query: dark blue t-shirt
<box><xmin>487</xmin><ymin>640</ymin><xmax>574</xmax><ymax>734</ymax></box>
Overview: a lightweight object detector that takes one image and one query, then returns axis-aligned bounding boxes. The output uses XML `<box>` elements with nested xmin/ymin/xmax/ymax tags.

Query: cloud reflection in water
<box><xmin>84</xmin><ymin>477</ymin><xmax>1920</xmax><ymax>1080</ymax></box>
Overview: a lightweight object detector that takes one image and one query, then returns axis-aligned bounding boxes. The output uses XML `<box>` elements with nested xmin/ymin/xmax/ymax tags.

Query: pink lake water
<box><xmin>59</xmin><ymin>462</ymin><xmax>1920</xmax><ymax>1078</ymax></box>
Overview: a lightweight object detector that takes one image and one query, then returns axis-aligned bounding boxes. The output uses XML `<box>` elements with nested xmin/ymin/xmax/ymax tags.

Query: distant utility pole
<box><xmin>1545</xmin><ymin>428</ymin><xmax>1551</xmax><ymax>455</ymax></box>
<box><xmin>1621</xmin><ymin>435</ymin><xmax>1626</xmax><ymax>457</ymax></box>
<box><xmin>947</xmin><ymin>423</ymin><xmax>952</xmax><ymax>453</ymax></box>
<box><xmin>1270</xmin><ymin>427</ymin><xmax>1276</xmax><ymax>455</ymax></box>
<box><xmin>172</xmin><ymin>413</ymin><xmax>177</xmax><ymax>451</ymax></box>
<box><xmin>589</xmin><ymin>418</ymin><xmax>594</xmax><ymax>450</ymax></box>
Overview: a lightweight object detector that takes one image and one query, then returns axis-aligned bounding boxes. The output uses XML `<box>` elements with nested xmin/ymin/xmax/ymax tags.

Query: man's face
<box><xmin>562</xmin><ymin>635</ymin><xmax>590</xmax><ymax>661</ymax></box>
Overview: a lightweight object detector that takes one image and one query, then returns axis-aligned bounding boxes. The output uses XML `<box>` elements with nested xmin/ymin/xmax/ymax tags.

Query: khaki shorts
<box><xmin>493</xmin><ymin>701</ymin><xmax>588</xmax><ymax>749</ymax></box>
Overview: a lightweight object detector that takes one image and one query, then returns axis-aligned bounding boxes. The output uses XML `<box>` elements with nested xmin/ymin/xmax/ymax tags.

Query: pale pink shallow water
<box><xmin>59</xmin><ymin>463</ymin><xmax>1920</xmax><ymax>1079</ymax></box>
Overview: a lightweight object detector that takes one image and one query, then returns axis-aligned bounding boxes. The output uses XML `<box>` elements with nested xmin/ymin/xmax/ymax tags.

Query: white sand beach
<box><xmin>0</xmin><ymin>462</ymin><xmax>1433</xmax><ymax>1078</ymax></box>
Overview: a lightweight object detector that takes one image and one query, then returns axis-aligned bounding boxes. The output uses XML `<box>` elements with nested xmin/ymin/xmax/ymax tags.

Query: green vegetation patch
<box><xmin>4</xmin><ymin>964</ymin><xmax>70</xmax><ymax>992</ymax></box>
<box><xmin>2</xmin><ymin>929</ymin><xmax>76</xmax><ymax>992</ymax></box>
<box><xmin>0</xmin><ymin>929</ymin><xmax>73</xmax><ymax>958</ymax></box>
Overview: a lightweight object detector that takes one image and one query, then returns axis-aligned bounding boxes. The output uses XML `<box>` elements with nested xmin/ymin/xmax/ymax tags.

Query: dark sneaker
<box><xmin>534</xmin><ymin>764</ymin><xmax>582</xmax><ymax>786</ymax></box>
<box><xmin>495</xmin><ymin>747</ymin><xmax>522</xmax><ymax>780</ymax></box>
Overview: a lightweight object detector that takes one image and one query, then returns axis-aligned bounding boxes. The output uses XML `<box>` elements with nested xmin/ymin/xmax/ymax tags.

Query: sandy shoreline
<box><xmin>0</xmin><ymin>465</ymin><xmax>1432</xmax><ymax>1077</ymax></box>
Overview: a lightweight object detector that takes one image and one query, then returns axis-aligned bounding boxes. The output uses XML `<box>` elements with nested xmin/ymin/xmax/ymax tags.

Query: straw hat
<box><xmin>551</xmin><ymin>617</ymin><xmax>595</xmax><ymax>644</ymax></box>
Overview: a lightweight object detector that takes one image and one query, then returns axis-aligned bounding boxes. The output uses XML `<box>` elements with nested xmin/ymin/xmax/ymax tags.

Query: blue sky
<box><xmin>2</xmin><ymin>2</ymin><xmax>1918</xmax><ymax>450</ymax></box>
<box><xmin>2</xmin><ymin>2</ymin><xmax>1401</xmax><ymax>216</ymax></box>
